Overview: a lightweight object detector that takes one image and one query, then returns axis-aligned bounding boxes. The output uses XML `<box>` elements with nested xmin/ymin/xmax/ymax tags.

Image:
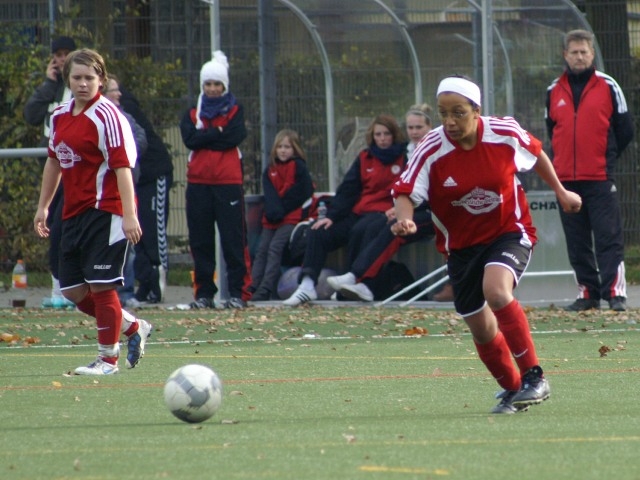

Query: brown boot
<box><xmin>433</xmin><ymin>282</ymin><xmax>454</xmax><ymax>302</ymax></box>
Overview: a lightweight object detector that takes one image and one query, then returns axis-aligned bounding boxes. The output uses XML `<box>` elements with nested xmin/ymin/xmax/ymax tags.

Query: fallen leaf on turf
<box><xmin>598</xmin><ymin>345</ymin><xmax>612</xmax><ymax>357</ymax></box>
<box><xmin>1</xmin><ymin>332</ymin><xmax>19</xmax><ymax>343</ymax></box>
<box><xmin>229</xmin><ymin>390</ymin><xmax>244</xmax><ymax>396</ymax></box>
<box><xmin>403</xmin><ymin>326</ymin><xmax>428</xmax><ymax>336</ymax></box>
<box><xmin>51</xmin><ymin>381</ymin><xmax>62</xmax><ymax>388</ymax></box>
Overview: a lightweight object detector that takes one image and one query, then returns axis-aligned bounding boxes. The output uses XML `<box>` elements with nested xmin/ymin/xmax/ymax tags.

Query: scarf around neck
<box><xmin>369</xmin><ymin>142</ymin><xmax>406</xmax><ymax>165</ymax></box>
<box><xmin>200</xmin><ymin>92</ymin><xmax>236</xmax><ymax>119</ymax></box>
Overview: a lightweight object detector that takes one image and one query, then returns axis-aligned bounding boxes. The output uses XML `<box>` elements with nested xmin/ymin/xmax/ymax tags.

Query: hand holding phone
<box><xmin>46</xmin><ymin>57</ymin><xmax>60</xmax><ymax>81</ymax></box>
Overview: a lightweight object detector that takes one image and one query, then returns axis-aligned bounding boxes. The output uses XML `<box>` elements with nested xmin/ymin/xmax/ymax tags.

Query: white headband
<box><xmin>436</xmin><ymin>77</ymin><xmax>482</xmax><ymax>106</ymax></box>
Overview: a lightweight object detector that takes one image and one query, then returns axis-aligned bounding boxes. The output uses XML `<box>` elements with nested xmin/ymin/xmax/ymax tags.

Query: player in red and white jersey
<box><xmin>34</xmin><ymin>49</ymin><xmax>151</xmax><ymax>375</ymax></box>
<box><xmin>400</xmin><ymin>115</ymin><xmax>540</xmax><ymax>253</ymax></box>
<box><xmin>392</xmin><ymin>76</ymin><xmax>582</xmax><ymax>414</ymax></box>
<box><xmin>47</xmin><ymin>78</ymin><xmax>136</xmax><ymax>220</ymax></box>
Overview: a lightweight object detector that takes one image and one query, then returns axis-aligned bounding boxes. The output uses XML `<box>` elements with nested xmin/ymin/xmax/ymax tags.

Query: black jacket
<box><xmin>119</xmin><ymin>86</ymin><xmax>174</xmax><ymax>184</ymax></box>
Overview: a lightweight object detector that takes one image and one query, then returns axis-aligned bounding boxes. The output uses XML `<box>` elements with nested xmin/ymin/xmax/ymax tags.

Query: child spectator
<box><xmin>250</xmin><ymin>129</ymin><xmax>314</xmax><ymax>301</ymax></box>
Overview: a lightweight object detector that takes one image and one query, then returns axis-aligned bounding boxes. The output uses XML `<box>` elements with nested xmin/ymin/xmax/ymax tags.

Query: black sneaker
<box><xmin>609</xmin><ymin>296</ymin><xmax>627</xmax><ymax>312</ymax></box>
<box><xmin>491</xmin><ymin>390</ymin><xmax>530</xmax><ymax>414</ymax></box>
<box><xmin>564</xmin><ymin>298</ymin><xmax>600</xmax><ymax>311</ymax></box>
<box><xmin>225</xmin><ymin>297</ymin><xmax>247</xmax><ymax>309</ymax></box>
<box><xmin>511</xmin><ymin>366</ymin><xmax>551</xmax><ymax>407</ymax></box>
<box><xmin>189</xmin><ymin>298</ymin><xmax>214</xmax><ymax>309</ymax></box>
<box><xmin>146</xmin><ymin>291</ymin><xmax>160</xmax><ymax>304</ymax></box>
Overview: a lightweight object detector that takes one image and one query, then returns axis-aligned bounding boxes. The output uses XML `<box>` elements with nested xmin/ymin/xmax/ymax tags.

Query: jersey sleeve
<box><xmin>486</xmin><ymin>117</ymin><xmax>541</xmax><ymax>172</ymax></box>
<box><xmin>96</xmin><ymin>101</ymin><xmax>137</xmax><ymax>169</ymax></box>
<box><xmin>393</xmin><ymin>130</ymin><xmax>440</xmax><ymax>206</ymax></box>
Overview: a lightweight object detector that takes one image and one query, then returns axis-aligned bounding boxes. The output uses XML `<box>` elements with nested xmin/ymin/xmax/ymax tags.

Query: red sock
<box><xmin>91</xmin><ymin>289</ymin><xmax>122</xmax><ymax>349</ymax></box>
<box><xmin>474</xmin><ymin>331</ymin><xmax>520</xmax><ymax>391</ymax></box>
<box><xmin>101</xmin><ymin>356</ymin><xmax>118</xmax><ymax>366</ymax></box>
<box><xmin>493</xmin><ymin>299</ymin><xmax>539</xmax><ymax>374</ymax></box>
<box><xmin>123</xmin><ymin>322</ymin><xmax>139</xmax><ymax>337</ymax></box>
<box><xmin>76</xmin><ymin>291</ymin><xmax>96</xmax><ymax>317</ymax></box>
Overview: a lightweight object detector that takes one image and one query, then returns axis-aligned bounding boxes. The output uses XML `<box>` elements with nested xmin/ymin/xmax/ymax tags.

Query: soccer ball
<box><xmin>163</xmin><ymin>364</ymin><xmax>223</xmax><ymax>423</ymax></box>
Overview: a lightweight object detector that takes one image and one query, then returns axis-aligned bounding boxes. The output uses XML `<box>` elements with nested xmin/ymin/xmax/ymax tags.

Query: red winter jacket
<box><xmin>352</xmin><ymin>149</ymin><xmax>405</xmax><ymax>215</ymax></box>
<box><xmin>180</xmin><ymin>104</ymin><xmax>247</xmax><ymax>185</ymax></box>
<box><xmin>545</xmin><ymin>69</ymin><xmax>633</xmax><ymax>181</ymax></box>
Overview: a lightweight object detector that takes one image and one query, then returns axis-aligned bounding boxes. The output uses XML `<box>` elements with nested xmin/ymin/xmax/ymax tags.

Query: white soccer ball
<box><xmin>163</xmin><ymin>364</ymin><xmax>223</xmax><ymax>423</ymax></box>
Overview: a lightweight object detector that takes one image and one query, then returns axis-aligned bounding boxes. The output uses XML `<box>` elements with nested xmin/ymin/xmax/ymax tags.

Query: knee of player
<box><xmin>483</xmin><ymin>287</ymin><xmax>513</xmax><ymax>311</ymax></box>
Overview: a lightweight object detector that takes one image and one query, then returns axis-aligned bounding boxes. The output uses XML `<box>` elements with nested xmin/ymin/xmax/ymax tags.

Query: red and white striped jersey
<box><xmin>394</xmin><ymin>116</ymin><xmax>541</xmax><ymax>254</ymax></box>
<box><xmin>48</xmin><ymin>94</ymin><xmax>136</xmax><ymax>220</ymax></box>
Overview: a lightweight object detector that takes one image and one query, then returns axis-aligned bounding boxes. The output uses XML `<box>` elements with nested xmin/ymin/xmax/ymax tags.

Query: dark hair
<box><xmin>365</xmin><ymin>114</ymin><xmax>405</xmax><ymax>145</ymax></box>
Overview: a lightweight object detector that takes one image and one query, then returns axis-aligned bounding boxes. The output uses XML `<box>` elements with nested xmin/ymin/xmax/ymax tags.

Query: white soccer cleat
<box><xmin>339</xmin><ymin>283</ymin><xmax>374</xmax><ymax>302</ymax></box>
<box><xmin>282</xmin><ymin>285</ymin><xmax>317</xmax><ymax>306</ymax></box>
<box><xmin>74</xmin><ymin>357</ymin><xmax>119</xmax><ymax>375</ymax></box>
<box><xmin>326</xmin><ymin>272</ymin><xmax>356</xmax><ymax>291</ymax></box>
<box><xmin>126</xmin><ymin>318</ymin><xmax>153</xmax><ymax>369</ymax></box>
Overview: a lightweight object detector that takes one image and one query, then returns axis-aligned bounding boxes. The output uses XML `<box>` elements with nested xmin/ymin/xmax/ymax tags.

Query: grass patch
<box><xmin>1</xmin><ymin>305</ymin><xmax>639</xmax><ymax>479</ymax></box>
<box><xmin>625</xmin><ymin>244</ymin><xmax>640</xmax><ymax>284</ymax></box>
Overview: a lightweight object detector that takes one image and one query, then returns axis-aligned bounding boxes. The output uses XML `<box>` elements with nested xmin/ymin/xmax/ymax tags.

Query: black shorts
<box><xmin>447</xmin><ymin>233</ymin><xmax>532</xmax><ymax>317</ymax></box>
<box><xmin>59</xmin><ymin>209</ymin><xmax>128</xmax><ymax>290</ymax></box>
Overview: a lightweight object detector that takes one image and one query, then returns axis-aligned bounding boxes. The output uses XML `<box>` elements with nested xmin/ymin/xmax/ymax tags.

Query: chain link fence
<box><xmin>3</xmin><ymin>0</ymin><xmax>640</xmax><ymax>270</ymax></box>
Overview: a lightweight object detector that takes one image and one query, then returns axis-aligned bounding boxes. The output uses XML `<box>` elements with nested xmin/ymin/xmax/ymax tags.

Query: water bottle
<box><xmin>317</xmin><ymin>201</ymin><xmax>327</xmax><ymax>220</ymax></box>
<box><xmin>11</xmin><ymin>259</ymin><xmax>27</xmax><ymax>308</ymax></box>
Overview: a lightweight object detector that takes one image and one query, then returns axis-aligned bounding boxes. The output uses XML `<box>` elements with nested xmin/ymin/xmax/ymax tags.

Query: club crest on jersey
<box><xmin>391</xmin><ymin>164</ymin><xmax>401</xmax><ymax>175</ymax></box>
<box><xmin>55</xmin><ymin>141</ymin><xmax>81</xmax><ymax>168</ymax></box>
<box><xmin>451</xmin><ymin>187</ymin><xmax>502</xmax><ymax>214</ymax></box>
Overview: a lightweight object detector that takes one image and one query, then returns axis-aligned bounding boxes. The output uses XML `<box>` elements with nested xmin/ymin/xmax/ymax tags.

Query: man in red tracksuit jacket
<box><xmin>546</xmin><ymin>29</ymin><xmax>634</xmax><ymax>312</ymax></box>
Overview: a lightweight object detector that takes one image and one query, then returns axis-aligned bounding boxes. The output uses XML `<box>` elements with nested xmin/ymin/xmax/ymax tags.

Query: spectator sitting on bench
<box><xmin>327</xmin><ymin>104</ymin><xmax>437</xmax><ymax>302</ymax></box>
<box><xmin>283</xmin><ymin>114</ymin><xmax>407</xmax><ymax>306</ymax></box>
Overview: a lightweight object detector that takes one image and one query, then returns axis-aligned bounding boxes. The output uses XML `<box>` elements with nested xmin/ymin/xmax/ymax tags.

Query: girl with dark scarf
<box><xmin>283</xmin><ymin>114</ymin><xmax>407</xmax><ymax>306</ymax></box>
<box><xmin>179</xmin><ymin>50</ymin><xmax>252</xmax><ymax>309</ymax></box>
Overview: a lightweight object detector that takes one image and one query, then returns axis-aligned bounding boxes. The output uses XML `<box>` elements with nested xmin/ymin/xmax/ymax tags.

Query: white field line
<box><xmin>4</xmin><ymin>326</ymin><xmax>638</xmax><ymax>351</ymax></box>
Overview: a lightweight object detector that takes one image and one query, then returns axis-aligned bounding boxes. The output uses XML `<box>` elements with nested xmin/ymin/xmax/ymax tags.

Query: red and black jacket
<box><xmin>545</xmin><ymin>68</ymin><xmax>633</xmax><ymax>181</ymax></box>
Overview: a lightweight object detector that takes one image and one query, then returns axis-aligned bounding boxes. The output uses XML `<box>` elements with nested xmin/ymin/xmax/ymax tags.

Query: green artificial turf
<box><xmin>1</xmin><ymin>305</ymin><xmax>639</xmax><ymax>479</ymax></box>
